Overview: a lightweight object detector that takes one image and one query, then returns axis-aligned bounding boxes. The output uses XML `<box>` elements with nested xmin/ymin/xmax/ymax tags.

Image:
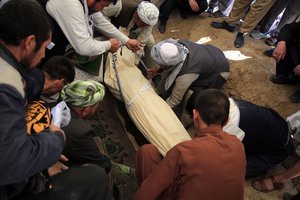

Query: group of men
<box><xmin>1</xmin><ymin>0</ymin><xmax>300</xmax><ymax>200</ymax></box>
<box><xmin>0</xmin><ymin>0</ymin><xmax>113</xmax><ymax>199</ymax></box>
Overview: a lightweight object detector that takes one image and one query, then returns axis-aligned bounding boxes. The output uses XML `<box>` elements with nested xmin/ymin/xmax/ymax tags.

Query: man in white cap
<box><xmin>37</xmin><ymin>0</ymin><xmax>142</xmax><ymax>82</ymax></box>
<box><xmin>103</xmin><ymin>1</ymin><xmax>159</xmax><ymax>68</ymax></box>
<box><xmin>127</xmin><ymin>1</ymin><xmax>159</xmax><ymax>68</ymax></box>
<box><xmin>149</xmin><ymin>38</ymin><xmax>230</xmax><ymax>116</ymax></box>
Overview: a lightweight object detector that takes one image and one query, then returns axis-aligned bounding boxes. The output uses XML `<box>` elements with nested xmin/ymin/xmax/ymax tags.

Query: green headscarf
<box><xmin>61</xmin><ymin>79</ymin><xmax>105</xmax><ymax>107</ymax></box>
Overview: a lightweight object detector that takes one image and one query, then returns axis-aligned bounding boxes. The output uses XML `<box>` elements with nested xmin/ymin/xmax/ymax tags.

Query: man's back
<box><xmin>174</xmin><ymin>126</ymin><xmax>245</xmax><ymax>200</ymax></box>
<box><xmin>135</xmin><ymin>125</ymin><xmax>246</xmax><ymax>200</ymax></box>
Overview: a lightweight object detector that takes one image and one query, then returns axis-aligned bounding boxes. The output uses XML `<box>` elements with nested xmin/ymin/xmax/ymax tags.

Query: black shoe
<box><xmin>290</xmin><ymin>89</ymin><xmax>300</xmax><ymax>103</ymax></box>
<box><xmin>211</xmin><ymin>21</ymin><xmax>236</xmax><ymax>32</ymax></box>
<box><xmin>264</xmin><ymin>48</ymin><xmax>274</xmax><ymax>57</ymax></box>
<box><xmin>234</xmin><ymin>32</ymin><xmax>244</xmax><ymax>48</ymax></box>
<box><xmin>269</xmin><ymin>74</ymin><xmax>296</xmax><ymax>85</ymax></box>
<box><xmin>158</xmin><ymin>20</ymin><xmax>166</xmax><ymax>33</ymax></box>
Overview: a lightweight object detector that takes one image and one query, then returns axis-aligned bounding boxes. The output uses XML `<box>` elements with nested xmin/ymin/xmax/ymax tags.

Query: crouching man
<box><xmin>60</xmin><ymin>80</ymin><xmax>112</xmax><ymax>173</ymax></box>
<box><xmin>149</xmin><ymin>38</ymin><xmax>230</xmax><ymax>116</ymax></box>
<box><xmin>134</xmin><ymin>89</ymin><xmax>245</xmax><ymax>200</ymax></box>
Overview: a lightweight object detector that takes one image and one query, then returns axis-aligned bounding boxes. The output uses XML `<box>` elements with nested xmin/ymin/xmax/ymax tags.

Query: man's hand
<box><xmin>125</xmin><ymin>39</ymin><xmax>141</xmax><ymax>52</ymax></box>
<box><xmin>147</xmin><ymin>66</ymin><xmax>161</xmax><ymax>79</ymax></box>
<box><xmin>109</xmin><ymin>38</ymin><xmax>121</xmax><ymax>53</ymax></box>
<box><xmin>294</xmin><ymin>64</ymin><xmax>300</xmax><ymax>76</ymax></box>
<box><xmin>48</xmin><ymin>161</ymin><xmax>69</xmax><ymax>177</ymax></box>
<box><xmin>273</xmin><ymin>41</ymin><xmax>286</xmax><ymax>63</ymax></box>
<box><xmin>189</xmin><ymin>0</ymin><xmax>199</xmax><ymax>12</ymax></box>
<box><xmin>49</xmin><ymin>124</ymin><xmax>66</xmax><ymax>142</ymax></box>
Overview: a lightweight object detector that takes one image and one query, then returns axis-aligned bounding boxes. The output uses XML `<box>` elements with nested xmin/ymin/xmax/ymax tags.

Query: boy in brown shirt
<box><xmin>134</xmin><ymin>89</ymin><xmax>246</xmax><ymax>200</ymax></box>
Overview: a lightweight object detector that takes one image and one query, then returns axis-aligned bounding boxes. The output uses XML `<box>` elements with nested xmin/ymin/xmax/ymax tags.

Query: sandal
<box><xmin>251</xmin><ymin>176</ymin><xmax>284</xmax><ymax>193</ymax></box>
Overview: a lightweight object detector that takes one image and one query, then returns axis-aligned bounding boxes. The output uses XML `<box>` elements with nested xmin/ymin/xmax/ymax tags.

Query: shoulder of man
<box><xmin>63</xmin><ymin>112</ymin><xmax>94</xmax><ymax>135</ymax></box>
<box><xmin>0</xmin><ymin>57</ymin><xmax>25</xmax><ymax>98</ymax></box>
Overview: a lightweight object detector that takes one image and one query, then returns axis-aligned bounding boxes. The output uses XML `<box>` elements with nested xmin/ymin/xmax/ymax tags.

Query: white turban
<box><xmin>137</xmin><ymin>1</ymin><xmax>159</xmax><ymax>26</ymax></box>
<box><xmin>151</xmin><ymin>38</ymin><xmax>189</xmax><ymax>66</ymax></box>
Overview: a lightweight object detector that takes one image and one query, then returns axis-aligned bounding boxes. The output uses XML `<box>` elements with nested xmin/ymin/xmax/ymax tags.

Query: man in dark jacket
<box><xmin>269</xmin><ymin>21</ymin><xmax>300</xmax><ymax>103</ymax></box>
<box><xmin>60</xmin><ymin>80</ymin><xmax>112</xmax><ymax>173</ymax></box>
<box><xmin>0</xmin><ymin>1</ymin><xmax>111</xmax><ymax>199</ymax></box>
<box><xmin>149</xmin><ymin>38</ymin><xmax>230</xmax><ymax>115</ymax></box>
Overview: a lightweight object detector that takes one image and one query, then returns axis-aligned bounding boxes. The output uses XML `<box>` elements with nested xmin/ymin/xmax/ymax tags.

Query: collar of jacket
<box><xmin>0</xmin><ymin>43</ymin><xmax>28</xmax><ymax>78</ymax></box>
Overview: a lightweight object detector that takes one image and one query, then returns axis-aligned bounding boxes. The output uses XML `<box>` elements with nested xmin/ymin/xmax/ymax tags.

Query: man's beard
<box><xmin>20</xmin><ymin>57</ymin><xmax>31</xmax><ymax>71</ymax></box>
<box><xmin>20</xmin><ymin>51</ymin><xmax>40</xmax><ymax>72</ymax></box>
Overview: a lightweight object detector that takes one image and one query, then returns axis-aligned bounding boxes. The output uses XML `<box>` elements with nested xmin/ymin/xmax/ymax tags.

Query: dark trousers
<box><xmin>292</xmin><ymin>192</ymin><xmax>300</xmax><ymax>200</ymax></box>
<box><xmin>259</xmin><ymin>0</ymin><xmax>291</xmax><ymax>33</ymax></box>
<box><xmin>245</xmin><ymin>148</ymin><xmax>292</xmax><ymax>178</ymax></box>
<box><xmin>259</xmin><ymin>0</ymin><xmax>300</xmax><ymax>33</ymax></box>
<box><xmin>159</xmin><ymin>0</ymin><xmax>207</xmax><ymax>22</ymax></box>
<box><xmin>18</xmin><ymin>164</ymin><xmax>112</xmax><ymax>200</ymax></box>
<box><xmin>277</xmin><ymin>0</ymin><xmax>300</xmax><ymax>31</ymax></box>
<box><xmin>276</xmin><ymin>44</ymin><xmax>300</xmax><ymax>77</ymax></box>
<box><xmin>234</xmin><ymin>99</ymin><xmax>293</xmax><ymax>178</ymax></box>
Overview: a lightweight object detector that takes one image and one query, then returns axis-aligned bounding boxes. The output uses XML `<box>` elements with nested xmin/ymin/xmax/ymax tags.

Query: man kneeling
<box><xmin>134</xmin><ymin>89</ymin><xmax>246</xmax><ymax>200</ymax></box>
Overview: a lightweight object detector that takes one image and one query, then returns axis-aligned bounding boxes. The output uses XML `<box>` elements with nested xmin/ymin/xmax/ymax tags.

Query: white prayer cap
<box><xmin>160</xmin><ymin>43</ymin><xmax>178</xmax><ymax>63</ymax></box>
<box><xmin>137</xmin><ymin>1</ymin><xmax>159</xmax><ymax>26</ymax></box>
<box><xmin>151</xmin><ymin>38</ymin><xmax>188</xmax><ymax>66</ymax></box>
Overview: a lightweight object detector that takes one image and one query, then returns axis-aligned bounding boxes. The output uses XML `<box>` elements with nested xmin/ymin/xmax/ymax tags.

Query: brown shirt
<box><xmin>134</xmin><ymin>125</ymin><xmax>246</xmax><ymax>200</ymax></box>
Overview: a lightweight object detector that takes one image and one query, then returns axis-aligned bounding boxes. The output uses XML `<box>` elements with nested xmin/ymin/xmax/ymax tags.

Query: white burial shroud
<box><xmin>104</xmin><ymin>47</ymin><xmax>191</xmax><ymax>156</ymax></box>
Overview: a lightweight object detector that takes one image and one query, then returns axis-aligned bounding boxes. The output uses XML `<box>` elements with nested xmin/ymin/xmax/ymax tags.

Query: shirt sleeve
<box><xmin>166</xmin><ymin>74</ymin><xmax>199</xmax><ymax>108</ymax></box>
<box><xmin>0</xmin><ymin>85</ymin><xmax>64</xmax><ymax>185</ymax></box>
<box><xmin>92</xmin><ymin>12</ymin><xmax>129</xmax><ymax>45</ymax></box>
<box><xmin>134</xmin><ymin>147</ymin><xmax>181</xmax><ymax>200</ymax></box>
<box><xmin>46</xmin><ymin>0</ymin><xmax>113</xmax><ymax>56</ymax></box>
<box><xmin>136</xmin><ymin>26</ymin><xmax>155</xmax><ymax>46</ymax></box>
